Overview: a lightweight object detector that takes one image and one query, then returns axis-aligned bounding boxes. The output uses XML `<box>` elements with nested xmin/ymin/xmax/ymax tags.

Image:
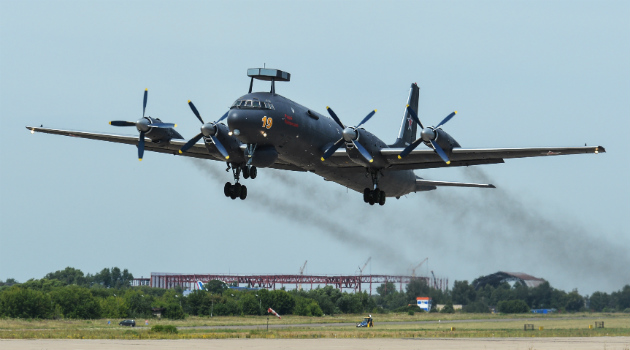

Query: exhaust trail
<box><xmin>189</xmin><ymin>159</ymin><xmax>413</xmax><ymax>272</ymax></box>
<box><xmin>403</xmin><ymin>166</ymin><xmax>629</xmax><ymax>292</ymax></box>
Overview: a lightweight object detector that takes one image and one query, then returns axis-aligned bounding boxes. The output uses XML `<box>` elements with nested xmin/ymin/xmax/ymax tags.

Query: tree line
<box><xmin>1</xmin><ymin>267</ymin><xmax>628</xmax><ymax>319</ymax></box>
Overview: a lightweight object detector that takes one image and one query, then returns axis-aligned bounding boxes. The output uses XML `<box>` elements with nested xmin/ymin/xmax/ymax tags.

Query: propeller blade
<box><xmin>406</xmin><ymin>105</ymin><xmax>424</xmax><ymax>129</ymax></box>
<box><xmin>217</xmin><ymin>111</ymin><xmax>229</xmax><ymax>123</ymax></box>
<box><xmin>430</xmin><ymin>140</ymin><xmax>450</xmax><ymax>164</ymax></box>
<box><xmin>138</xmin><ymin>131</ymin><xmax>145</xmax><ymax>161</ymax></box>
<box><xmin>188</xmin><ymin>100</ymin><xmax>204</xmax><ymax>124</ymax></box>
<box><xmin>398</xmin><ymin>138</ymin><xmax>424</xmax><ymax>159</ymax></box>
<box><xmin>109</xmin><ymin>121</ymin><xmax>136</xmax><ymax>127</ymax></box>
<box><xmin>321</xmin><ymin>138</ymin><xmax>345</xmax><ymax>161</ymax></box>
<box><xmin>352</xmin><ymin>140</ymin><xmax>374</xmax><ymax>163</ymax></box>
<box><xmin>326</xmin><ymin>107</ymin><xmax>344</xmax><ymax>129</ymax></box>
<box><xmin>357</xmin><ymin>109</ymin><xmax>377</xmax><ymax>128</ymax></box>
<box><xmin>149</xmin><ymin>122</ymin><xmax>176</xmax><ymax>128</ymax></box>
<box><xmin>143</xmin><ymin>89</ymin><xmax>148</xmax><ymax>118</ymax></box>
<box><xmin>210</xmin><ymin>135</ymin><xmax>230</xmax><ymax>160</ymax></box>
<box><xmin>179</xmin><ymin>133</ymin><xmax>203</xmax><ymax>154</ymax></box>
<box><xmin>436</xmin><ymin>111</ymin><xmax>457</xmax><ymax>128</ymax></box>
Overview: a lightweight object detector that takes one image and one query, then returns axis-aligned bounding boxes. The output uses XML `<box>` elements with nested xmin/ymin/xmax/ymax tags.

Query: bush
<box><xmin>151</xmin><ymin>325</ymin><xmax>178</xmax><ymax>334</ymax></box>
<box><xmin>407</xmin><ymin>309</ymin><xmax>415</xmax><ymax>315</ymax></box>
<box><xmin>440</xmin><ymin>301</ymin><xmax>455</xmax><ymax>313</ymax></box>
<box><xmin>462</xmin><ymin>301</ymin><xmax>490</xmax><ymax>313</ymax></box>
<box><xmin>497</xmin><ymin>299</ymin><xmax>529</xmax><ymax>313</ymax></box>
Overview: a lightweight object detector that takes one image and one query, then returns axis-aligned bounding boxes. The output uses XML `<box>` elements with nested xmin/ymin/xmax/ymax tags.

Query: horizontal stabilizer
<box><xmin>415</xmin><ymin>177</ymin><xmax>495</xmax><ymax>191</ymax></box>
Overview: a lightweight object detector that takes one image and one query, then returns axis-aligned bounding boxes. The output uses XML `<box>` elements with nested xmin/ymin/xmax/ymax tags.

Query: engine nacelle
<box><xmin>426</xmin><ymin>128</ymin><xmax>461</xmax><ymax>153</ymax></box>
<box><xmin>203</xmin><ymin>123</ymin><xmax>245</xmax><ymax>162</ymax></box>
<box><xmin>144</xmin><ymin>117</ymin><xmax>184</xmax><ymax>142</ymax></box>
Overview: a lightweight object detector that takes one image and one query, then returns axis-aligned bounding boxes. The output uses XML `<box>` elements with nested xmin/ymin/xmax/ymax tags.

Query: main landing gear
<box><xmin>224</xmin><ymin>162</ymin><xmax>257</xmax><ymax>200</ymax></box>
<box><xmin>364</xmin><ymin>170</ymin><xmax>386</xmax><ymax>206</ymax></box>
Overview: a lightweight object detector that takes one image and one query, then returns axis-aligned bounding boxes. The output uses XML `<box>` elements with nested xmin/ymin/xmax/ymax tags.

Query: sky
<box><xmin>1</xmin><ymin>0</ymin><xmax>628</xmax><ymax>295</ymax></box>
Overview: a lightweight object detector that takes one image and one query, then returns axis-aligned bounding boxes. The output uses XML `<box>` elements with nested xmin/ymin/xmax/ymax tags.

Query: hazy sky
<box><xmin>1</xmin><ymin>1</ymin><xmax>628</xmax><ymax>295</ymax></box>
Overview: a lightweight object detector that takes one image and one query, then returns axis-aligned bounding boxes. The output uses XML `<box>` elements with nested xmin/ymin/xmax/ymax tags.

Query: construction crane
<box><xmin>431</xmin><ymin>270</ymin><xmax>438</xmax><ymax>289</ymax></box>
<box><xmin>298</xmin><ymin>261</ymin><xmax>307</xmax><ymax>291</ymax></box>
<box><xmin>357</xmin><ymin>257</ymin><xmax>371</xmax><ymax>276</ymax></box>
<box><xmin>410</xmin><ymin>257</ymin><xmax>428</xmax><ymax>277</ymax></box>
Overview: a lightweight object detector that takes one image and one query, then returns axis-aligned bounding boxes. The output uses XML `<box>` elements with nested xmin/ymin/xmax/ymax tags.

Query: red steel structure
<box><xmin>133</xmin><ymin>273</ymin><xmax>449</xmax><ymax>294</ymax></box>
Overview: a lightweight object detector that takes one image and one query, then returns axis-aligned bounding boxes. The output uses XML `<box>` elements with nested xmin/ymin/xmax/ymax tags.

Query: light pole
<box><xmin>255</xmin><ymin>294</ymin><xmax>262</xmax><ymax>316</ymax></box>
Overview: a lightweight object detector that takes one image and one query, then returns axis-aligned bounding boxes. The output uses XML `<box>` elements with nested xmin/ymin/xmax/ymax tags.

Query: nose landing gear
<box><xmin>224</xmin><ymin>162</ymin><xmax>257</xmax><ymax>200</ymax></box>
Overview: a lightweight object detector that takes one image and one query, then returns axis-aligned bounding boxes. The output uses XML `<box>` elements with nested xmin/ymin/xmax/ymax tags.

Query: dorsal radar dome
<box><xmin>247</xmin><ymin>68</ymin><xmax>290</xmax><ymax>82</ymax></box>
<box><xmin>246</xmin><ymin>68</ymin><xmax>290</xmax><ymax>94</ymax></box>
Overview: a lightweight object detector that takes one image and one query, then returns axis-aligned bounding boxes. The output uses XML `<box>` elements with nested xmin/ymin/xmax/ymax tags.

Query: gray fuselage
<box><xmin>226</xmin><ymin>92</ymin><xmax>416</xmax><ymax>197</ymax></box>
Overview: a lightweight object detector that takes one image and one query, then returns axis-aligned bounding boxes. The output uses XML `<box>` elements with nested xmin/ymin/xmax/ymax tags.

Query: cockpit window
<box><xmin>230</xmin><ymin>99</ymin><xmax>274</xmax><ymax>110</ymax></box>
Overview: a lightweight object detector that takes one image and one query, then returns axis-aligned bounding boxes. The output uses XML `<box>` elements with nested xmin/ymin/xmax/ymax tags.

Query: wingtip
<box><xmin>397</xmin><ymin>155</ymin><xmax>402</xmax><ymax>159</ymax></box>
<box><xmin>178</xmin><ymin>150</ymin><xmax>183</xmax><ymax>154</ymax></box>
<box><xmin>488</xmin><ymin>184</ymin><xmax>496</xmax><ymax>188</ymax></box>
<box><xmin>321</xmin><ymin>157</ymin><xmax>325</xmax><ymax>162</ymax></box>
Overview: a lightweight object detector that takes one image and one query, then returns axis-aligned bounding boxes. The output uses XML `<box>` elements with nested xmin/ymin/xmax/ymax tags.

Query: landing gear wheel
<box><xmin>242</xmin><ymin>166</ymin><xmax>250</xmax><ymax>179</ymax></box>
<box><xmin>234</xmin><ymin>183</ymin><xmax>242</xmax><ymax>197</ymax></box>
<box><xmin>363</xmin><ymin>188</ymin><xmax>370</xmax><ymax>203</ymax></box>
<box><xmin>224</xmin><ymin>182</ymin><xmax>231</xmax><ymax>197</ymax></box>
<box><xmin>239</xmin><ymin>186</ymin><xmax>247</xmax><ymax>200</ymax></box>
<box><xmin>368</xmin><ymin>196</ymin><xmax>375</xmax><ymax>205</ymax></box>
<box><xmin>250</xmin><ymin>166</ymin><xmax>258</xmax><ymax>179</ymax></box>
<box><xmin>372</xmin><ymin>188</ymin><xmax>381</xmax><ymax>202</ymax></box>
<box><xmin>378</xmin><ymin>191</ymin><xmax>386</xmax><ymax>206</ymax></box>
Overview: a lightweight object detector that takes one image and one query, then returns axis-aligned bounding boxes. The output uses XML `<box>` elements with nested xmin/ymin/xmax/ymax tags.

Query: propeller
<box><xmin>179</xmin><ymin>100</ymin><xmax>230</xmax><ymax>160</ymax></box>
<box><xmin>109</xmin><ymin>89</ymin><xmax>176</xmax><ymax>161</ymax></box>
<box><xmin>321</xmin><ymin>107</ymin><xmax>377</xmax><ymax>163</ymax></box>
<box><xmin>398</xmin><ymin>105</ymin><xmax>457</xmax><ymax>164</ymax></box>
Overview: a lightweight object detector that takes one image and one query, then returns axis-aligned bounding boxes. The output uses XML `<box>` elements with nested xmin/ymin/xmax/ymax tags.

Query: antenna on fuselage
<box><xmin>246</xmin><ymin>68</ymin><xmax>291</xmax><ymax>95</ymax></box>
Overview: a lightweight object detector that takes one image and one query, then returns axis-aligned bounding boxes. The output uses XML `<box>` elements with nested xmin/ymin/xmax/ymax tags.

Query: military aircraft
<box><xmin>26</xmin><ymin>68</ymin><xmax>604</xmax><ymax>206</ymax></box>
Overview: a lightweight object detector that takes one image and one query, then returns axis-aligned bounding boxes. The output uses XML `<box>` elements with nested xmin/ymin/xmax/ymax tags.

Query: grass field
<box><xmin>1</xmin><ymin>313</ymin><xmax>628</xmax><ymax>339</ymax></box>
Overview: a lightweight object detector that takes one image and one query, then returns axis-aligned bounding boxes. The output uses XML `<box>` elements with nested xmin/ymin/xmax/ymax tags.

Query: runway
<box><xmin>2</xmin><ymin>337</ymin><xmax>629</xmax><ymax>350</ymax></box>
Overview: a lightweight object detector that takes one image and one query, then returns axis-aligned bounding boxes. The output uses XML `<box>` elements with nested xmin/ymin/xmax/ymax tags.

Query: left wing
<box><xmin>380</xmin><ymin>146</ymin><xmax>604</xmax><ymax>170</ymax></box>
<box><xmin>25</xmin><ymin>126</ymin><xmax>304</xmax><ymax>171</ymax></box>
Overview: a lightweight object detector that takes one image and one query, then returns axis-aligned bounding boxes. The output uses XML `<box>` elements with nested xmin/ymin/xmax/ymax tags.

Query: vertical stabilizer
<box><xmin>391</xmin><ymin>83</ymin><xmax>420</xmax><ymax>147</ymax></box>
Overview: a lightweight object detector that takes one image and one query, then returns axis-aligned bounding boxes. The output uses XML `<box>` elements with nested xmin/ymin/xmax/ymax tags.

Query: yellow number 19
<box><xmin>262</xmin><ymin>116</ymin><xmax>273</xmax><ymax>129</ymax></box>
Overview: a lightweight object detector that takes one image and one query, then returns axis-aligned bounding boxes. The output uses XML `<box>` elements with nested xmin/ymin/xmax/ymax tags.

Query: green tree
<box><xmin>51</xmin><ymin>285</ymin><xmax>102</xmax><ymax>319</ymax></box>
<box><xmin>206</xmin><ymin>280</ymin><xmax>228</xmax><ymax>295</ymax></box>
<box><xmin>440</xmin><ymin>300</ymin><xmax>455</xmax><ymax>313</ymax></box>
<box><xmin>497</xmin><ymin>299</ymin><xmax>529</xmax><ymax>313</ymax></box>
<box><xmin>45</xmin><ymin>267</ymin><xmax>86</xmax><ymax>286</ymax></box>
<box><xmin>293</xmin><ymin>296</ymin><xmax>323</xmax><ymax>316</ymax></box>
<box><xmin>336</xmin><ymin>293</ymin><xmax>363</xmax><ymax>314</ymax></box>
<box><xmin>124</xmin><ymin>289</ymin><xmax>153</xmax><ymax>317</ymax></box>
<box><xmin>451</xmin><ymin>280</ymin><xmax>476</xmax><ymax>305</ymax></box>
<box><xmin>100</xmin><ymin>296</ymin><xmax>128</xmax><ymax>318</ymax></box>
<box><xmin>268</xmin><ymin>290</ymin><xmax>295</xmax><ymax>315</ymax></box>
<box><xmin>0</xmin><ymin>286</ymin><xmax>54</xmax><ymax>318</ymax></box>
<box><xmin>240</xmin><ymin>293</ymin><xmax>260</xmax><ymax>315</ymax></box>
<box><xmin>564</xmin><ymin>290</ymin><xmax>584</xmax><ymax>312</ymax></box>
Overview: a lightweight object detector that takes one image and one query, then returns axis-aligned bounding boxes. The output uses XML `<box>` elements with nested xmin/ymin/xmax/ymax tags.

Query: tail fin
<box><xmin>391</xmin><ymin>83</ymin><xmax>420</xmax><ymax>147</ymax></box>
<box><xmin>197</xmin><ymin>281</ymin><xmax>205</xmax><ymax>290</ymax></box>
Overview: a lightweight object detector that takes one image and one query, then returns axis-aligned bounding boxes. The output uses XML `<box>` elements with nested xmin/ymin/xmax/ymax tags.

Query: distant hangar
<box><xmin>473</xmin><ymin>271</ymin><xmax>545</xmax><ymax>289</ymax></box>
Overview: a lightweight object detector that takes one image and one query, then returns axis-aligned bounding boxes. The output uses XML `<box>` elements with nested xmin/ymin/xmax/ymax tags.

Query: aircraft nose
<box><xmin>227</xmin><ymin>109</ymin><xmax>267</xmax><ymax>144</ymax></box>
